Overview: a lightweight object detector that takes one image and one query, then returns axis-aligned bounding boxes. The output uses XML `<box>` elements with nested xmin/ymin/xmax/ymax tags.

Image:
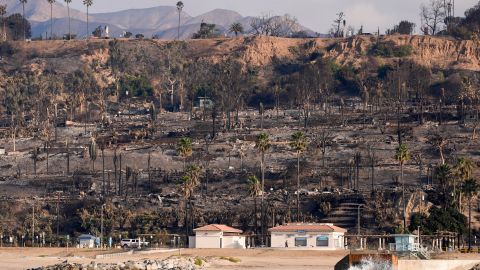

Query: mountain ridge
<box><xmin>3</xmin><ymin>0</ymin><xmax>317</xmax><ymax>39</ymax></box>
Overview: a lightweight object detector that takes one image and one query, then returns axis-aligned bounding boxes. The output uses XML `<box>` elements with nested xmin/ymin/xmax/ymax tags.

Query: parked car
<box><xmin>121</xmin><ymin>238</ymin><xmax>149</xmax><ymax>248</ymax></box>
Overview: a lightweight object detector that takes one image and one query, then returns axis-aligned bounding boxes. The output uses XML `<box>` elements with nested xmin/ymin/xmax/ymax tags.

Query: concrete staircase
<box><xmin>321</xmin><ymin>195</ymin><xmax>368</xmax><ymax>232</ymax></box>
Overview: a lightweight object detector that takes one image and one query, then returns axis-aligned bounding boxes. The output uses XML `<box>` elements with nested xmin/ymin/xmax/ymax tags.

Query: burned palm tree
<box><xmin>289</xmin><ymin>131</ymin><xmax>307</xmax><ymax>221</ymax></box>
<box><xmin>395</xmin><ymin>144</ymin><xmax>410</xmax><ymax>232</ymax></box>
<box><xmin>46</xmin><ymin>0</ymin><xmax>56</xmax><ymax>39</ymax></box>
<box><xmin>177</xmin><ymin>137</ymin><xmax>193</xmax><ymax>170</ymax></box>
<box><xmin>255</xmin><ymin>132</ymin><xmax>270</xmax><ymax>244</ymax></box>
<box><xmin>89</xmin><ymin>136</ymin><xmax>97</xmax><ymax>172</ymax></box>
<box><xmin>247</xmin><ymin>175</ymin><xmax>261</xmax><ymax>235</ymax></box>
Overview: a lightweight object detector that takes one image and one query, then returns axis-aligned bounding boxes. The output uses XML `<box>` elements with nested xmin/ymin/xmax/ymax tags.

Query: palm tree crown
<box><xmin>176</xmin><ymin>1</ymin><xmax>184</xmax><ymax>11</ymax></box>
<box><xmin>462</xmin><ymin>178</ymin><xmax>479</xmax><ymax>199</ymax></box>
<box><xmin>247</xmin><ymin>175</ymin><xmax>261</xmax><ymax>197</ymax></box>
<box><xmin>177</xmin><ymin>137</ymin><xmax>193</xmax><ymax>159</ymax></box>
<box><xmin>181</xmin><ymin>164</ymin><xmax>201</xmax><ymax>198</ymax></box>
<box><xmin>455</xmin><ymin>157</ymin><xmax>475</xmax><ymax>181</ymax></box>
<box><xmin>290</xmin><ymin>131</ymin><xmax>308</xmax><ymax>153</ymax></box>
<box><xmin>395</xmin><ymin>144</ymin><xmax>410</xmax><ymax>165</ymax></box>
<box><xmin>256</xmin><ymin>132</ymin><xmax>271</xmax><ymax>153</ymax></box>
<box><xmin>83</xmin><ymin>0</ymin><xmax>93</xmax><ymax>6</ymax></box>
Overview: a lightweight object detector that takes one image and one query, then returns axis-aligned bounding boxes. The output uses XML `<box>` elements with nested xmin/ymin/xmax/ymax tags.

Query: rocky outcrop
<box><xmin>29</xmin><ymin>257</ymin><xmax>201</xmax><ymax>270</ymax></box>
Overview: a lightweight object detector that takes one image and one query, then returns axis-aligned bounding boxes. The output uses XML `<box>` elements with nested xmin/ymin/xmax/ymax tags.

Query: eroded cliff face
<box><xmin>1</xmin><ymin>35</ymin><xmax>479</xmax><ymax>79</ymax></box>
<box><xmin>325</xmin><ymin>35</ymin><xmax>480</xmax><ymax>70</ymax></box>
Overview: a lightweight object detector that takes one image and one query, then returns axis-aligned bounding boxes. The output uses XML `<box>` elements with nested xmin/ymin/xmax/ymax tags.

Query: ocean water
<box><xmin>348</xmin><ymin>258</ymin><xmax>393</xmax><ymax>270</ymax></box>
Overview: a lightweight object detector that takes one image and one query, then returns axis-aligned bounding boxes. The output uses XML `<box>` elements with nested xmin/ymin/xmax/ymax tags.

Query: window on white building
<box><xmin>295</xmin><ymin>237</ymin><xmax>307</xmax><ymax>247</ymax></box>
<box><xmin>316</xmin><ymin>236</ymin><xmax>329</xmax><ymax>247</ymax></box>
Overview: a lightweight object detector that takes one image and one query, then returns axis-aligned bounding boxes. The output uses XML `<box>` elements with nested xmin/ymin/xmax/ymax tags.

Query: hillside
<box><xmin>2</xmin><ymin>35</ymin><xmax>479</xmax><ymax>75</ymax></box>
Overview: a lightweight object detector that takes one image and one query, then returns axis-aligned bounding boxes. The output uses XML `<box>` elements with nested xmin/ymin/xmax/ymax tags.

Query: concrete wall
<box><xmin>192</xmin><ymin>231</ymin><xmax>246</xmax><ymax>249</ymax></box>
<box><xmin>271</xmin><ymin>232</ymin><xmax>344</xmax><ymax>249</ymax></box>
<box><xmin>222</xmin><ymin>236</ymin><xmax>246</xmax><ymax>249</ymax></box>
<box><xmin>398</xmin><ymin>260</ymin><xmax>480</xmax><ymax>270</ymax></box>
<box><xmin>194</xmin><ymin>231</ymin><xmax>222</xmax><ymax>248</ymax></box>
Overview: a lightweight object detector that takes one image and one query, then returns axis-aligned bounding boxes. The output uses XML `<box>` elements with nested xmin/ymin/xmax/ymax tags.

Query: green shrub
<box><xmin>369</xmin><ymin>42</ymin><xmax>413</xmax><ymax>57</ymax></box>
<box><xmin>194</xmin><ymin>257</ymin><xmax>204</xmax><ymax>266</ymax></box>
<box><xmin>219</xmin><ymin>256</ymin><xmax>241</xmax><ymax>263</ymax></box>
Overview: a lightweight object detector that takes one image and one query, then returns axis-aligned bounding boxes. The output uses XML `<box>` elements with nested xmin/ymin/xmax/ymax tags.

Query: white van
<box><xmin>120</xmin><ymin>238</ymin><xmax>149</xmax><ymax>248</ymax></box>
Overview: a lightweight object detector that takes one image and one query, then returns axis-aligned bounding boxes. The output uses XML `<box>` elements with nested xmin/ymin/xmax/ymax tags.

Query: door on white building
<box><xmin>220</xmin><ymin>238</ymin><xmax>223</xmax><ymax>248</ymax></box>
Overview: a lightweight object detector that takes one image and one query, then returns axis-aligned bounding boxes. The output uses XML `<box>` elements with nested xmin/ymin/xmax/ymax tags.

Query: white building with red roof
<box><xmin>189</xmin><ymin>224</ymin><xmax>246</xmax><ymax>249</ymax></box>
<box><xmin>269</xmin><ymin>223</ymin><xmax>347</xmax><ymax>249</ymax></box>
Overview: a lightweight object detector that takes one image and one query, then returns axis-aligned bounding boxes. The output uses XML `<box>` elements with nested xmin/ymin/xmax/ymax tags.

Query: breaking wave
<box><xmin>348</xmin><ymin>258</ymin><xmax>393</xmax><ymax>270</ymax></box>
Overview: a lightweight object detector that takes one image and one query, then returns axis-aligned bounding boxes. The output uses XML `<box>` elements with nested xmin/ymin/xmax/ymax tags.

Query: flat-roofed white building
<box><xmin>189</xmin><ymin>224</ymin><xmax>246</xmax><ymax>249</ymax></box>
<box><xmin>269</xmin><ymin>223</ymin><xmax>347</xmax><ymax>250</ymax></box>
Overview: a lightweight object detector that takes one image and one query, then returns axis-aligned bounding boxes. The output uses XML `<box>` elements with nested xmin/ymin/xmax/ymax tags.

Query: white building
<box><xmin>189</xmin><ymin>224</ymin><xmax>246</xmax><ymax>249</ymax></box>
<box><xmin>78</xmin><ymin>234</ymin><xmax>97</xmax><ymax>248</ymax></box>
<box><xmin>269</xmin><ymin>223</ymin><xmax>347</xmax><ymax>250</ymax></box>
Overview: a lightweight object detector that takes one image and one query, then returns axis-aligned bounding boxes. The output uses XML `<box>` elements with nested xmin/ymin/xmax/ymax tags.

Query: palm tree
<box><xmin>435</xmin><ymin>164</ymin><xmax>452</xmax><ymax>208</ymax></box>
<box><xmin>462</xmin><ymin>178</ymin><xmax>479</xmax><ymax>251</ymax></box>
<box><xmin>290</xmin><ymin>131</ymin><xmax>307</xmax><ymax>221</ymax></box>
<box><xmin>0</xmin><ymin>5</ymin><xmax>6</xmax><ymax>42</ymax></box>
<box><xmin>177</xmin><ymin>137</ymin><xmax>193</xmax><ymax>170</ymax></box>
<box><xmin>19</xmin><ymin>0</ymin><xmax>28</xmax><ymax>41</ymax></box>
<box><xmin>181</xmin><ymin>164</ymin><xmax>201</xmax><ymax>239</ymax></box>
<box><xmin>454</xmin><ymin>157</ymin><xmax>476</xmax><ymax>210</ymax></box>
<box><xmin>64</xmin><ymin>0</ymin><xmax>72</xmax><ymax>39</ymax></box>
<box><xmin>255</xmin><ymin>132</ymin><xmax>270</xmax><ymax>244</ymax></box>
<box><xmin>47</xmin><ymin>0</ymin><xmax>55</xmax><ymax>39</ymax></box>
<box><xmin>229</xmin><ymin>22</ymin><xmax>244</xmax><ymax>37</ymax></box>
<box><xmin>83</xmin><ymin>0</ymin><xmax>93</xmax><ymax>39</ymax></box>
<box><xmin>247</xmin><ymin>175</ymin><xmax>261</xmax><ymax>236</ymax></box>
<box><xmin>394</xmin><ymin>144</ymin><xmax>410</xmax><ymax>232</ymax></box>
<box><xmin>176</xmin><ymin>1</ymin><xmax>184</xmax><ymax>40</ymax></box>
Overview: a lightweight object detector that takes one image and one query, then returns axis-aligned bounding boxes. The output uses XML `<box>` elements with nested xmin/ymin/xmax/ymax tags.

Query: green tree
<box><xmin>395</xmin><ymin>144</ymin><xmax>410</xmax><ymax>232</ymax></box>
<box><xmin>177</xmin><ymin>137</ymin><xmax>193</xmax><ymax>170</ymax></box>
<box><xmin>229</xmin><ymin>22</ymin><xmax>244</xmax><ymax>37</ymax></box>
<box><xmin>64</xmin><ymin>0</ymin><xmax>72</xmax><ymax>39</ymax></box>
<box><xmin>462</xmin><ymin>178</ymin><xmax>479</xmax><ymax>251</ymax></box>
<box><xmin>435</xmin><ymin>164</ymin><xmax>453</xmax><ymax>208</ymax></box>
<box><xmin>247</xmin><ymin>175</ymin><xmax>261</xmax><ymax>235</ymax></box>
<box><xmin>290</xmin><ymin>131</ymin><xmax>307</xmax><ymax>221</ymax></box>
<box><xmin>255</xmin><ymin>132</ymin><xmax>270</xmax><ymax>244</ymax></box>
<box><xmin>83</xmin><ymin>0</ymin><xmax>93</xmax><ymax>39</ymax></box>
<box><xmin>454</xmin><ymin>157</ymin><xmax>476</xmax><ymax>210</ymax></box>
<box><xmin>46</xmin><ymin>0</ymin><xmax>55</xmax><ymax>39</ymax></box>
<box><xmin>176</xmin><ymin>1</ymin><xmax>184</xmax><ymax>40</ymax></box>
<box><xmin>19</xmin><ymin>0</ymin><xmax>27</xmax><ymax>40</ymax></box>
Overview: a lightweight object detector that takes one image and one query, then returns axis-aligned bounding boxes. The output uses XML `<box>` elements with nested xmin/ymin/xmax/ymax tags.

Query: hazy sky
<box><xmin>69</xmin><ymin>0</ymin><xmax>479</xmax><ymax>33</ymax></box>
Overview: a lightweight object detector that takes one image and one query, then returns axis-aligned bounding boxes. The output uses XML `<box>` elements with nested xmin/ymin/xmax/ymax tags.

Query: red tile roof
<box><xmin>268</xmin><ymin>223</ymin><xmax>347</xmax><ymax>233</ymax></box>
<box><xmin>194</xmin><ymin>224</ymin><xmax>243</xmax><ymax>233</ymax></box>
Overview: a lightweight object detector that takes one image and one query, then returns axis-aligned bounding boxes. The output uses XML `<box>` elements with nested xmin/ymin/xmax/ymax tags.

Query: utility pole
<box><xmin>100</xmin><ymin>204</ymin><xmax>104</xmax><ymax>248</ymax></box>
<box><xmin>56</xmin><ymin>192</ymin><xmax>60</xmax><ymax>246</ymax></box>
<box><xmin>357</xmin><ymin>205</ymin><xmax>363</xmax><ymax>236</ymax></box>
<box><xmin>32</xmin><ymin>203</ymin><xmax>35</xmax><ymax>247</ymax></box>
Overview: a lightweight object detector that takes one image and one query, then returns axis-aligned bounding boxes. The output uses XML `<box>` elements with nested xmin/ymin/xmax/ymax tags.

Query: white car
<box><xmin>121</xmin><ymin>238</ymin><xmax>149</xmax><ymax>248</ymax></box>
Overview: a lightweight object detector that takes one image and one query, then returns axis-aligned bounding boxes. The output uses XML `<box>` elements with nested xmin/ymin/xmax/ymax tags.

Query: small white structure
<box><xmin>0</xmin><ymin>147</ymin><xmax>5</xmax><ymax>155</ymax></box>
<box><xmin>390</xmin><ymin>234</ymin><xmax>419</xmax><ymax>252</ymax></box>
<box><xmin>78</xmin><ymin>234</ymin><xmax>97</xmax><ymax>248</ymax></box>
<box><xmin>269</xmin><ymin>223</ymin><xmax>347</xmax><ymax>250</ymax></box>
<box><xmin>190</xmin><ymin>224</ymin><xmax>246</xmax><ymax>249</ymax></box>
